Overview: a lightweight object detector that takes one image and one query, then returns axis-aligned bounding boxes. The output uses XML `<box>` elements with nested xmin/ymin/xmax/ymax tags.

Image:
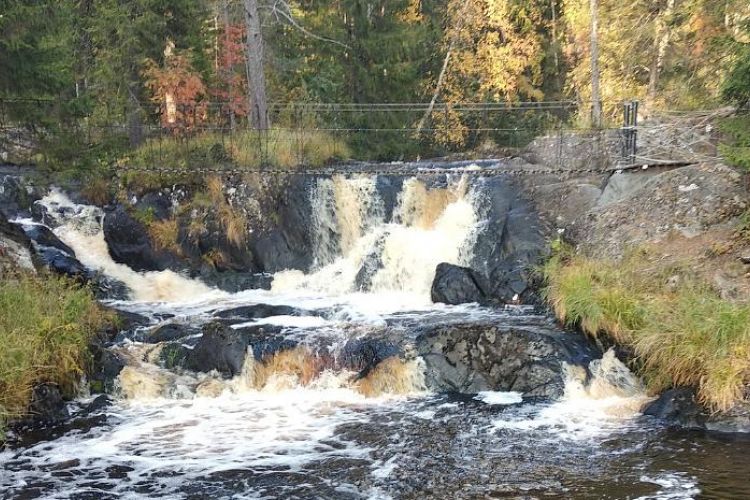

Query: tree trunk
<box><xmin>243</xmin><ymin>0</ymin><xmax>269</xmax><ymax>130</ymax></box>
<box><xmin>589</xmin><ymin>0</ymin><xmax>602</xmax><ymax>128</ymax></box>
<box><xmin>647</xmin><ymin>0</ymin><xmax>675</xmax><ymax>105</ymax></box>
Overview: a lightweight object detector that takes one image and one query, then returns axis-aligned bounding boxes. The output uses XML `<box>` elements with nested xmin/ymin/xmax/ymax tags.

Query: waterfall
<box><xmin>273</xmin><ymin>174</ymin><xmax>478</xmax><ymax>299</ymax></box>
<box><xmin>33</xmin><ymin>190</ymin><xmax>222</xmax><ymax>303</ymax></box>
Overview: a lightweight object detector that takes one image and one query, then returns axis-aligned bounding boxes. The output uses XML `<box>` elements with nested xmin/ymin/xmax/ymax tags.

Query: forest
<box><xmin>1</xmin><ymin>0</ymin><xmax>749</xmax><ymax>168</ymax></box>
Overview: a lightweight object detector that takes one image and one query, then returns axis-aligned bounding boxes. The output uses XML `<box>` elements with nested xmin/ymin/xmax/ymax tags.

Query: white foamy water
<box><xmin>2</xmin><ymin>177</ymin><xmax>711</xmax><ymax>500</ymax></box>
<box><xmin>273</xmin><ymin>174</ymin><xmax>477</xmax><ymax>299</ymax></box>
<box><xmin>32</xmin><ymin>189</ymin><xmax>223</xmax><ymax>303</ymax></box>
<box><xmin>492</xmin><ymin>351</ymin><xmax>653</xmax><ymax>441</ymax></box>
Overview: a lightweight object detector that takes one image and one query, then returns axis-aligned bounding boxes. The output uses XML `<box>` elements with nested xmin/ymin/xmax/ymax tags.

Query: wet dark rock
<box><xmin>114</xmin><ymin>310</ymin><xmax>151</xmax><ymax>331</ymax></box>
<box><xmin>21</xmin><ymin>224</ymin><xmax>74</xmax><ymax>255</ymax></box>
<box><xmin>145</xmin><ymin>323</ymin><xmax>199</xmax><ymax>343</ymax></box>
<box><xmin>341</xmin><ymin>337</ymin><xmax>401</xmax><ymax>376</ymax></box>
<box><xmin>468</xmin><ymin>176</ymin><xmax>547</xmax><ymax>304</ymax></box>
<box><xmin>643</xmin><ymin>388</ymin><xmax>707</xmax><ymax>429</ymax></box>
<box><xmin>214</xmin><ymin>304</ymin><xmax>303</xmax><ymax>319</ymax></box>
<box><xmin>416</xmin><ymin>320</ymin><xmax>598</xmax><ymax>398</ymax></box>
<box><xmin>28</xmin><ymin>384</ymin><xmax>69</xmax><ymax>423</ymax></box>
<box><xmin>35</xmin><ymin>246</ymin><xmax>87</xmax><ymax>276</ymax></box>
<box><xmin>88</xmin><ymin>347</ymin><xmax>126</xmax><ymax>393</ymax></box>
<box><xmin>185</xmin><ymin>322</ymin><xmax>249</xmax><ymax>377</ymax></box>
<box><xmin>250</xmin><ymin>176</ymin><xmax>314</xmax><ymax>273</ymax></box>
<box><xmin>198</xmin><ymin>270</ymin><xmax>273</xmax><ymax>292</ymax></box>
<box><xmin>103</xmin><ymin>204</ymin><xmax>180</xmax><ymax>272</ymax></box>
<box><xmin>375</xmin><ymin>176</ymin><xmax>404</xmax><ymax>222</ymax></box>
<box><xmin>431</xmin><ymin>263</ymin><xmax>487</xmax><ymax>305</ymax></box>
<box><xmin>354</xmin><ymin>236</ymin><xmax>386</xmax><ymax>291</ymax></box>
<box><xmin>237</xmin><ymin>324</ymin><xmax>297</xmax><ymax>360</ymax></box>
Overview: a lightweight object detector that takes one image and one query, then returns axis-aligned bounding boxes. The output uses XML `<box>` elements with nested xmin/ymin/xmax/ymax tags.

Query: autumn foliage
<box><xmin>213</xmin><ymin>24</ymin><xmax>249</xmax><ymax>123</ymax></box>
<box><xmin>144</xmin><ymin>51</ymin><xmax>207</xmax><ymax>135</ymax></box>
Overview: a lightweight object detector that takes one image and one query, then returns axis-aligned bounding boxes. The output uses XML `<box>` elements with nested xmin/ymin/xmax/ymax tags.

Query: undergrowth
<box><xmin>719</xmin><ymin>114</ymin><xmax>750</xmax><ymax>171</ymax></box>
<box><xmin>0</xmin><ymin>274</ymin><xmax>114</xmax><ymax>437</ymax></box>
<box><xmin>119</xmin><ymin>129</ymin><xmax>348</xmax><ymax>192</ymax></box>
<box><xmin>544</xmin><ymin>246</ymin><xmax>750</xmax><ymax>411</ymax></box>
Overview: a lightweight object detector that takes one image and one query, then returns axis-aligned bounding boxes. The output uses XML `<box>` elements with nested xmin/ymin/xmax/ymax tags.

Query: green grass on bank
<box><xmin>117</xmin><ymin>129</ymin><xmax>349</xmax><ymax>193</ymax></box>
<box><xmin>544</xmin><ymin>247</ymin><xmax>750</xmax><ymax>411</ymax></box>
<box><xmin>0</xmin><ymin>274</ymin><xmax>113</xmax><ymax>435</ymax></box>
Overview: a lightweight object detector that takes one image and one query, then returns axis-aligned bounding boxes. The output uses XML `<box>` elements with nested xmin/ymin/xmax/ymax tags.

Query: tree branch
<box><xmin>268</xmin><ymin>0</ymin><xmax>351</xmax><ymax>50</ymax></box>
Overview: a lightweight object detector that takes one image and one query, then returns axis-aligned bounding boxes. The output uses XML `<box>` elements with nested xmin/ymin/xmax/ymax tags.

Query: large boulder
<box><xmin>27</xmin><ymin>384</ymin><xmax>69</xmax><ymax>423</ymax></box>
<box><xmin>431</xmin><ymin>263</ymin><xmax>487</xmax><ymax>305</ymax></box>
<box><xmin>185</xmin><ymin>322</ymin><xmax>249</xmax><ymax>377</ymax></box>
<box><xmin>0</xmin><ymin>174</ymin><xmax>39</xmax><ymax>218</ymax></box>
<box><xmin>643</xmin><ymin>387</ymin><xmax>707</xmax><ymax>429</ymax></box>
<box><xmin>103</xmin><ymin>205</ymin><xmax>180</xmax><ymax>272</ymax></box>
<box><xmin>416</xmin><ymin>319</ymin><xmax>599</xmax><ymax>398</ymax></box>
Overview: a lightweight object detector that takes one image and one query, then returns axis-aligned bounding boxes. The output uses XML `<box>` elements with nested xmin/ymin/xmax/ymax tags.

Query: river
<box><xmin>2</xmin><ymin>173</ymin><xmax>750</xmax><ymax>499</ymax></box>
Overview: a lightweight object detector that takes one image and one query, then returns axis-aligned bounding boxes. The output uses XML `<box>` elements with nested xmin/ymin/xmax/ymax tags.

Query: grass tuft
<box><xmin>147</xmin><ymin>218</ymin><xmax>181</xmax><ymax>255</ymax></box>
<box><xmin>0</xmin><ymin>274</ymin><xmax>114</xmax><ymax>435</ymax></box>
<box><xmin>544</xmin><ymin>247</ymin><xmax>750</xmax><ymax>411</ymax></box>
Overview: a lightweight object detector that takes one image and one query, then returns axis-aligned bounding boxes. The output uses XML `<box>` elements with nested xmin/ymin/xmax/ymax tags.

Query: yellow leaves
<box><xmin>443</xmin><ymin>0</ymin><xmax>546</xmax><ymax>103</ymax></box>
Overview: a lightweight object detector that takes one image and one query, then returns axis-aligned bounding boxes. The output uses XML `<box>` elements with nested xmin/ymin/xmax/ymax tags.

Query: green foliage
<box><xmin>718</xmin><ymin>114</ymin><xmax>750</xmax><ymax>171</ymax></box>
<box><xmin>0</xmin><ymin>274</ymin><xmax>113</xmax><ymax>435</ymax></box>
<box><xmin>722</xmin><ymin>29</ymin><xmax>750</xmax><ymax>106</ymax></box>
<box><xmin>544</xmin><ymin>249</ymin><xmax>750</xmax><ymax>411</ymax></box>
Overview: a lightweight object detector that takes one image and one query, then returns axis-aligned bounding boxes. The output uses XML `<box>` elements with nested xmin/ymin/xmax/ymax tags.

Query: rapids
<box><xmin>3</xmin><ymin>173</ymin><xmax>750</xmax><ymax>499</ymax></box>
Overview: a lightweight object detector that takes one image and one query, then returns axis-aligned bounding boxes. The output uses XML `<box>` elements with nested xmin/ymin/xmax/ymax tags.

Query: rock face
<box><xmin>416</xmin><ymin>320</ymin><xmax>599</xmax><ymax>398</ymax></box>
<box><xmin>572</xmin><ymin>164</ymin><xmax>747</xmax><ymax>258</ymax></box>
<box><xmin>248</xmin><ymin>176</ymin><xmax>315</xmax><ymax>273</ymax></box>
<box><xmin>0</xmin><ymin>212</ymin><xmax>35</xmax><ymax>275</ymax></box>
<box><xmin>103</xmin><ymin>205</ymin><xmax>180</xmax><ymax>272</ymax></box>
<box><xmin>441</xmin><ymin>175</ymin><xmax>547</xmax><ymax>305</ymax></box>
<box><xmin>431</xmin><ymin>263</ymin><xmax>486</xmax><ymax>305</ymax></box>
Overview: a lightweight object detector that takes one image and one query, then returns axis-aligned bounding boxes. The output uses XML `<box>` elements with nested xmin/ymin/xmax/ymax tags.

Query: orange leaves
<box><xmin>212</xmin><ymin>23</ymin><xmax>249</xmax><ymax>121</ymax></box>
<box><xmin>144</xmin><ymin>51</ymin><xmax>207</xmax><ymax>135</ymax></box>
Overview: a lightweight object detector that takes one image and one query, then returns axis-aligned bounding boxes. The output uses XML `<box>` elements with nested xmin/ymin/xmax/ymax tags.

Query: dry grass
<box><xmin>124</xmin><ymin>129</ymin><xmax>348</xmax><ymax>176</ymax></box>
<box><xmin>79</xmin><ymin>177</ymin><xmax>112</xmax><ymax>206</ymax></box>
<box><xmin>544</xmin><ymin>246</ymin><xmax>750</xmax><ymax>411</ymax></box>
<box><xmin>206</xmin><ymin>175</ymin><xmax>248</xmax><ymax>247</ymax></box>
<box><xmin>0</xmin><ymin>274</ymin><xmax>114</xmax><ymax>435</ymax></box>
<box><xmin>147</xmin><ymin>218</ymin><xmax>181</xmax><ymax>254</ymax></box>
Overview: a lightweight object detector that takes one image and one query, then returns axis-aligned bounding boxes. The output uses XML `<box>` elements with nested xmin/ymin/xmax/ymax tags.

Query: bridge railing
<box><xmin>1</xmin><ymin>97</ymin><xmax>725</xmax><ymax>175</ymax></box>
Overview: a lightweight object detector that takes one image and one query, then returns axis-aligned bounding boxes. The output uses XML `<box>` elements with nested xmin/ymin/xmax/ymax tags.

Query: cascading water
<box><xmin>24</xmin><ymin>189</ymin><xmax>222</xmax><ymax>302</ymax></box>
<box><xmin>274</xmin><ymin>174</ymin><xmax>477</xmax><ymax>299</ymax></box>
<box><xmin>2</xmin><ymin>172</ymin><xmax>746</xmax><ymax>499</ymax></box>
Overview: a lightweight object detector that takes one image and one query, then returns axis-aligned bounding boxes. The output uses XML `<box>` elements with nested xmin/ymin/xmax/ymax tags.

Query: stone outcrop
<box><xmin>416</xmin><ymin>319</ymin><xmax>599</xmax><ymax>398</ymax></box>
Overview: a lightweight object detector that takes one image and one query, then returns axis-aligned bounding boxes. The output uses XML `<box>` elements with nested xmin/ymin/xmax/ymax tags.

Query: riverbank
<box><xmin>535</xmin><ymin>159</ymin><xmax>750</xmax><ymax>427</ymax></box>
